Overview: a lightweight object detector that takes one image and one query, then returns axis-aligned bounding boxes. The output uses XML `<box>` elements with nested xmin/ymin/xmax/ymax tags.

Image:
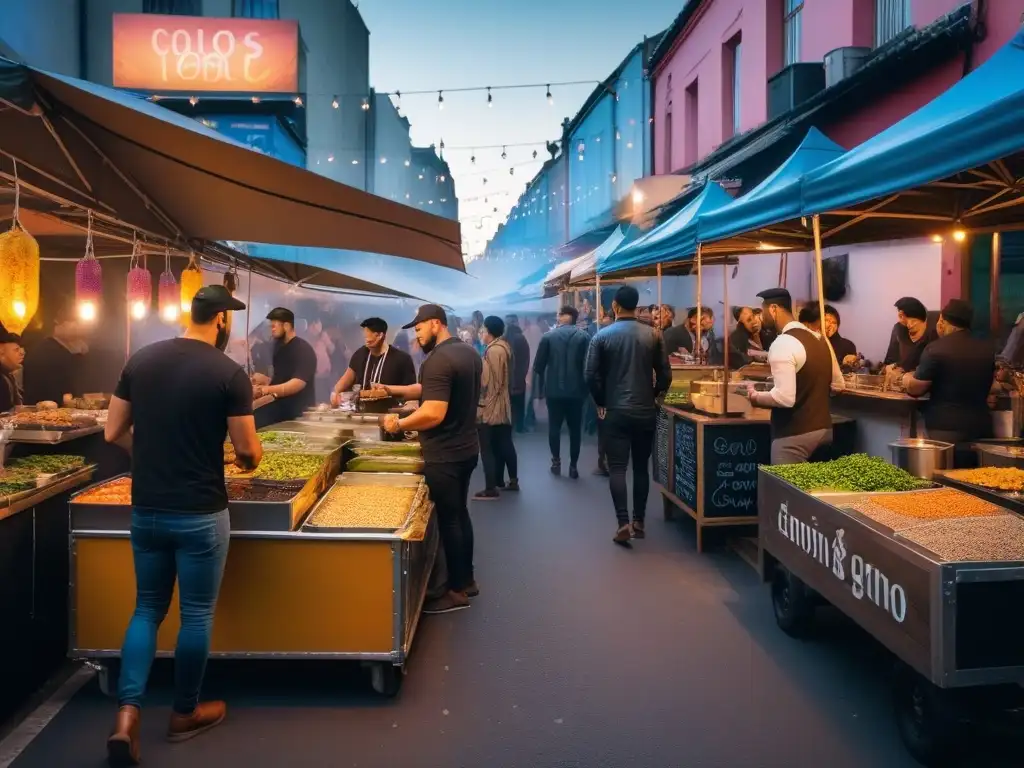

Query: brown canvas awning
<box><xmin>0</xmin><ymin>59</ymin><xmax>463</xmax><ymax>272</ymax></box>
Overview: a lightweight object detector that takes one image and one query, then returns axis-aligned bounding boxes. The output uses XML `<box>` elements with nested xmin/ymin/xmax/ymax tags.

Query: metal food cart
<box><xmin>757</xmin><ymin>470</ymin><xmax>1024</xmax><ymax>765</ymax></box>
<box><xmin>68</xmin><ymin>451</ymin><xmax>437</xmax><ymax>697</ymax></box>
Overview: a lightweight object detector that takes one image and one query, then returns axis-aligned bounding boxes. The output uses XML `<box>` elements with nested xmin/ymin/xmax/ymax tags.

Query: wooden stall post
<box><xmin>657</xmin><ymin>262</ymin><xmax>663</xmax><ymax>321</ymax></box>
<box><xmin>991</xmin><ymin>232</ymin><xmax>1002</xmax><ymax>336</ymax></box>
<box><xmin>812</xmin><ymin>216</ymin><xmax>828</xmax><ymax>336</ymax></box>
<box><xmin>595</xmin><ymin>274</ymin><xmax>601</xmax><ymax>322</ymax></box>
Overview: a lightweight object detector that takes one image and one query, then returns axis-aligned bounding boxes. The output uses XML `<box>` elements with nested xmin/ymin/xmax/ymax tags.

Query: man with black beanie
<box><xmin>585</xmin><ymin>285</ymin><xmax>672</xmax><ymax>546</ymax></box>
<box><xmin>903</xmin><ymin>299</ymin><xmax>995</xmax><ymax>466</ymax></box>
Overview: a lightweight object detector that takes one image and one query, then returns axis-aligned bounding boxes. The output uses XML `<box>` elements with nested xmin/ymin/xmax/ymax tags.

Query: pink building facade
<box><xmin>652</xmin><ymin>0</ymin><xmax>1023</xmax><ymax>176</ymax></box>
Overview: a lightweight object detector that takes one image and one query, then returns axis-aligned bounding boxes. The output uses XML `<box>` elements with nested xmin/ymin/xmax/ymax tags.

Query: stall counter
<box><xmin>831</xmin><ymin>389</ymin><xmax>925</xmax><ymax>458</ymax></box>
<box><xmin>655</xmin><ymin>406</ymin><xmax>856</xmax><ymax>552</ymax></box>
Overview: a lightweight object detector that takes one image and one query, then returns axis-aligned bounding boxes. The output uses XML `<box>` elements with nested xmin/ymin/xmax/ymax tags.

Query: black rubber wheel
<box><xmin>892</xmin><ymin>667</ymin><xmax>966</xmax><ymax>767</ymax></box>
<box><xmin>96</xmin><ymin>660</ymin><xmax>121</xmax><ymax>698</ymax></box>
<box><xmin>369</xmin><ymin>663</ymin><xmax>403</xmax><ymax>698</ymax></box>
<box><xmin>771</xmin><ymin>565</ymin><xmax>815</xmax><ymax>638</ymax></box>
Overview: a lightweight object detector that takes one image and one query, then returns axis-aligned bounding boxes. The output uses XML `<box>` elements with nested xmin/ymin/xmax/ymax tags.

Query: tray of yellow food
<box><xmin>934</xmin><ymin>468</ymin><xmax>1024</xmax><ymax>516</ymax></box>
<box><xmin>302</xmin><ymin>473</ymin><xmax>426</xmax><ymax>534</ymax></box>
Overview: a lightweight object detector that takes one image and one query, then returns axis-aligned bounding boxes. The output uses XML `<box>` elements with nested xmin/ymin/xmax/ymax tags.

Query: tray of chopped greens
<box><xmin>760</xmin><ymin>454</ymin><xmax>933</xmax><ymax>494</ymax></box>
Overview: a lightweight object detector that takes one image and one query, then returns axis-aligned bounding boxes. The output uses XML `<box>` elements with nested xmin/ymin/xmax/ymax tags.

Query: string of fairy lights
<box><xmin>152</xmin><ymin>76</ymin><xmax>648</xmax><ymax>259</ymax></box>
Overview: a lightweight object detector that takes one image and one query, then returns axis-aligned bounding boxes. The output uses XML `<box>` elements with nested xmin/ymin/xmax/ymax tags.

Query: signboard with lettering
<box><xmin>701</xmin><ymin>422</ymin><xmax>770</xmax><ymax>518</ymax></box>
<box><xmin>758</xmin><ymin>471</ymin><xmax>932</xmax><ymax>675</ymax></box>
<box><xmin>112</xmin><ymin>13</ymin><xmax>299</xmax><ymax>93</ymax></box>
<box><xmin>673</xmin><ymin>417</ymin><xmax>697</xmax><ymax>511</ymax></box>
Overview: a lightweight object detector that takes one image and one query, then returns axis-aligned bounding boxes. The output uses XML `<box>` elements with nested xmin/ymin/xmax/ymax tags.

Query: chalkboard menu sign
<box><xmin>701</xmin><ymin>422</ymin><xmax>771</xmax><ymax>518</ymax></box>
<box><xmin>654</xmin><ymin>409</ymin><xmax>670</xmax><ymax>487</ymax></box>
<box><xmin>673</xmin><ymin>418</ymin><xmax>698</xmax><ymax>511</ymax></box>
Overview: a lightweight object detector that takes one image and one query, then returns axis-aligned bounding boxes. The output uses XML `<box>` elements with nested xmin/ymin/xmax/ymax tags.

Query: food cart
<box><xmin>757</xmin><ymin>457</ymin><xmax>1024</xmax><ymax>765</ymax></box>
<box><xmin>67</xmin><ymin>427</ymin><xmax>436</xmax><ymax>698</ymax></box>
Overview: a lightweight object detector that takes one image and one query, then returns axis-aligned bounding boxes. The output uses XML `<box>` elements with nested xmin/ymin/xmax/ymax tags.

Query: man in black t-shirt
<box><xmin>330</xmin><ymin>317</ymin><xmax>417</xmax><ymax>406</ymax></box>
<box><xmin>103</xmin><ymin>286</ymin><xmax>262</xmax><ymax>762</ymax></box>
<box><xmin>382</xmin><ymin>304</ymin><xmax>481</xmax><ymax>615</ymax></box>
<box><xmin>252</xmin><ymin>307</ymin><xmax>318</xmax><ymax>426</ymax></box>
<box><xmin>903</xmin><ymin>299</ymin><xmax>995</xmax><ymax>467</ymax></box>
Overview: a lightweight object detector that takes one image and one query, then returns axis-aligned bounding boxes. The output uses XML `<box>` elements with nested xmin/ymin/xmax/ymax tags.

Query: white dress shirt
<box><xmin>753</xmin><ymin>321</ymin><xmax>844</xmax><ymax>408</ymax></box>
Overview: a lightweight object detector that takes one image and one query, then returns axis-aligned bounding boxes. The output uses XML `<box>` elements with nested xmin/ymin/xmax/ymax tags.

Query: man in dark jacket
<box><xmin>504</xmin><ymin>315</ymin><xmax>531</xmax><ymax>432</ymax></box>
<box><xmin>585</xmin><ymin>286</ymin><xmax>672</xmax><ymax>546</ymax></box>
<box><xmin>533</xmin><ymin>305</ymin><xmax>590</xmax><ymax>478</ymax></box>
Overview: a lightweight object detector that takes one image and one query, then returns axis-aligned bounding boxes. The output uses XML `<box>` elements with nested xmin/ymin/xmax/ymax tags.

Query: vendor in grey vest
<box><xmin>744</xmin><ymin>288</ymin><xmax>845</xmax><ymax>464</ymax></box>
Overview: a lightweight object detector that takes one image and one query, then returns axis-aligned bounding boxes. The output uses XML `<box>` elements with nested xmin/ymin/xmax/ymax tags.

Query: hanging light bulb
<box><xmin>0</xmin><ymin>205</ymin><xmax>39</xmax><ymax>335</ymax></box>
<box><xmin>501</xmin><ymin>146</ymin><xmax>507</xmax><ymax>160</ymax></box>
<box><xmin>158</xmin><ymin>248</ymin><xmax>179</xmax><ymax>324</ymax></box>
<box><xmin>126</xmin><ymin>237</ymin><xmax>152</xmax><ymax>321</ymax></box>
<box><xmin>546</xmin><ymin>85</ymin><xmax>553</xmax><ymax>105</ymax></box>
<box><xmin>188</xmin><ymin>95</ymin><xmax>198</xmax><ymax>107</ymax></box>
<box><xmin>509</xmin><ymin>167</ymin><xmax>515</xmax><ymax>176</ymax></box>
<box><xmin>361</xmin><ymin>96</ymin><xmax>370</xmax><ymax>111</ymax></box>
<box><xmin>294</xmin><ymin>96</ymin><xmax>304</xmax><ymax>107</ymax></box>
<box><xmin>251</xmin><ymin>96</ymin><xmax>260</xmax><ymax>104</ymax></box>
<box><xmin>533</xmin><ymin>150</ymin><xmax>538</xmax><ymax>159</ymax></box>
<box><xmin>404</xmin><ymin>159</ymin><xmax>410</xmax><ymax>167</ymax></box>
<box><xmin>471</xmin><ymin>153</ymin><xmax>476</xmax><ymax>164</ymax></box>
<box><xmin>437</xmin><ymin>90</ymin><xmax>444</xmax><ymax>110</ymax></box>
<box><xmin>74</xmin><ymin>212</ymin><xmax>102</xmax><ymax>324</ymax></box>
<box><xmin>179</xmin><ymin>253</ymin><xmax>203</xmax><ymax>326</ymax></box>
<box><xmin>487</xmin><ymin>87</ymin><xmax>493</xmax><ymax>107</ymax></box>
<box><xmin>332</xmin><ymin>95</ymin><xmax>339</xmax><ymax>109</ymax></box>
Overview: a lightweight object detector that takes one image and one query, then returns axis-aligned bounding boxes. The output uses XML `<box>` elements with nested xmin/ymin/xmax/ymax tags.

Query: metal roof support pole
<box><xmin>722</xmin><ymin>256</ymin><xmax>729</xmax><ymax>374</ymax></box>
<box><xmin>656</xmin><ymin>262</ymin><xmax>662</xmax><ymax>327</ymax></box>
<box><xmin>991</xmin><ymin>232</ymin><xmax>1001</xmax><ymax>336</ymax></box>
<box><xmin>812</xmin><ymin>215</ymin><xmax>838</xmax><ymax>372</ymax></box>
<box><xmin>695</xmin><ymin>242</ymin><xmax>702</xmax><ymax>361</ymax></box>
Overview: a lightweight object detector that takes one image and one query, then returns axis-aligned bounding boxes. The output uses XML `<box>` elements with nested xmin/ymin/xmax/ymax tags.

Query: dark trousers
<box><xmin>605</xmin><ymin>411</ymin><xmax>656</xmax><ymax>526</ymax></box>
<box><xmin>510</xmin><ymin>392</ymin><xmax>526</xmax><ymax>432</ymax></box>
<box><xmin>423</xmin><ymin>458</ymin><xmax>478</xmax><ymax>592</ymax></box>
<box><xmin>597</xmin><ymin>416</ymin><xmax>609</xmax><ymax>469</ymax></box>
<box><xmin>478</xmin><ymin>424</ymin><xmax>518</xmax><ymax>489</ymax></box>
<box><xmin>547</xmin><ymin>397</ymin><xmax>583</xmax><ymax>466</ymax></box>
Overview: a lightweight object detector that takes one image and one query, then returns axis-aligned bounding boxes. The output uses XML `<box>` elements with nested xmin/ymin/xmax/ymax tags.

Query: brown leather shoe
<box><xmin>167</xmin><ymin>701</ymin><xmax>227</xmax><ymax>743</ymax></box>
<box><xmin>107</xmin><ymin>705</ymin><xmax>140</xmax><ymax>767</ymax></box>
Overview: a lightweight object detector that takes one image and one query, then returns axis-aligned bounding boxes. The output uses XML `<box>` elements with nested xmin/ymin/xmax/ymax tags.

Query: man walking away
<box><xmin>585</xmin><ymin>286</ymin><xmax>671</xmax><ymax>546</ymax></box>
<box><xmin>475</xmin><ymin>316</ymin><xmax>519</xmax><ymax>499</ymax></box>
<box><xmin>533</xmin><ymin>305</ymin><xmax>589</xmax><ymax>478</ymax></box>
<box><xmin>746</xmin><ymin>288</ymin><xmax>844</xmax><ymax>464</ymax></box>
<box><xmin>381</xmin><ymin>305</ymin><xmax>481</xmax><ymax>614</ymax></box>
<box><xmin>505</xmin><ymin>315</ymin><xmax>530</xmax><ymax>432</ymax></box>
<box><xmin>103</xmin><ymin>286</ymin><xmax>262</xmax><ymax>766</ymax></box>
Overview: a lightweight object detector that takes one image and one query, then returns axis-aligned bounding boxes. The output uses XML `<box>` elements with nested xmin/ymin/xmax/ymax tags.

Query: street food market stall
<box><xmin>68</xmin><ymin>422</ymin><xmax>436</xmax><ymax>697</ymax></box>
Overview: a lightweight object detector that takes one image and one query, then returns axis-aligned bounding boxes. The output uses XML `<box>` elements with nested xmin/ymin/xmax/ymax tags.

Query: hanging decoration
<box><xmin>179</xmin><ymin>252</ymin><xmax>204</xmax><ymax>326</ymax></box>
<box><xmin>75</xmin><ymin>211</ymin><xmax>103</xmax><ymax>323</ymax></box>
<box><xmin>0</xmin><ymin>171</ymin><xmax>40</xmax><ymax>335</ymax></box>
<box><xmin>157</xmin><ymin>246</ymin><xmax>179</xmax><ymax>324</ymax></box>
<box><xmin>126</xmin><ymin>235</ymin><xmax>152</xmax><ymax>321</ymax></box>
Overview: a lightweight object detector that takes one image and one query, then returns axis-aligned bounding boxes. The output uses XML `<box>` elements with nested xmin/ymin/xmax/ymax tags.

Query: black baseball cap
<box><xmin>402</xmin><ymin>303</ymin><xmax>448</xmax><ymax>329</ymax></box>
<box><xmin>941</xmin><ymin>298</ymin><xmax>973</xmax><ymax>328</ymax></box>
<box><xmin>266</xmin><ymin>307</ymin><xmax>295</xmax><ymax>325</ymax></box>
<box><xmin>190</xmin><ymin>285</ymin><xmax>246</xmax><ymax>322</ymax></box>
<box><xmin>0</xmin><ymin>326</ymin><xmax>21</xmax><ymax>344</ymax></box>
<box><xmin>756</xmin><ymin>287</ymin><xmax>792</xmax><ymax>305</ymax></box>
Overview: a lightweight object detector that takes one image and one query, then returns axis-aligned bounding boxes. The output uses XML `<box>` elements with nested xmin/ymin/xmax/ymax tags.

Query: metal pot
<box><xmin>889</xmin><ymin>438</ymin><xmax>954</xmax><ymax>479</ymax></box>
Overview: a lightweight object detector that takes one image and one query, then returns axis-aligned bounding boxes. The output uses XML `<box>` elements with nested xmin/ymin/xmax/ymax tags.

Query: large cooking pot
<box><xmin>889</xmin><ymin>438</ymin><xmax>954</xmax><ymax>479</ymax></box>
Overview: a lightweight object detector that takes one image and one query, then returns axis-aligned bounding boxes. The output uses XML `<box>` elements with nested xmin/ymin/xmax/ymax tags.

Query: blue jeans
<box><xmin>118</xmin><ymin>508</ymin><xmax>230</xmax><ymax>714</ymax></box>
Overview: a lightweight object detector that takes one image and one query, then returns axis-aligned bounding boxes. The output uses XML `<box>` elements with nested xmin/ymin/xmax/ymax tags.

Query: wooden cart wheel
<box><xmin>96</xmin><ymin>660</ymin><xmax>120</xmax><ymax>698</ymax></box>
<box><xmin>369</xmin><ymin>663</ymin><xmax>403</xmax><ymax>698</ymax></box>
<box><xmin>892</xmin><ymin>666</ymin><xmax>966</xmax><ymax>767</ymax></box>
<box><xmin>771</xmin><ymin>565</ymin><xmax>815</xmax><ymax>638</ymax></box>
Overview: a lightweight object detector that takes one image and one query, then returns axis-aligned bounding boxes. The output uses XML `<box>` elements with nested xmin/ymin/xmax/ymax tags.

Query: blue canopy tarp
<box><xmin>597</xmin><ymin>183</ymin><xmax>734</xmax><ymax>277</ymax></box>
<box><xmin>800</xmin><ymin>27</ymin><xmax>1024</xmax><ymax>241</ymax></box>
<box><xmin>696</xmin><ymin>128</ymin><xmax>845</xmax><ymax>252</ymax></box>
<box><xmin>484</xmin><ymin>262</ymin><xmax>555</xmax><ymax>306</ymax></box>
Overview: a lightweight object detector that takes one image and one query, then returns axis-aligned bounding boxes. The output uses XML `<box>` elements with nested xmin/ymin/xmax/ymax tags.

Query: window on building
<box><xmin>783</xmin><ymin>0</ymin><xmax>803</xmax><ymax>66</ymax></box>
<box><xmin>684</xmin><ymin>79</ymin><xmax>699</xmax><ymax>167</ymax></box>
<box><xmin>233</xmin><ymin>0</ymin><xmax>280</xmax><ymax>18</ymax></box>
<box><xmin>723</xmin><ymin>34</ymin><xmax>742</xmax><ymax>139</ymax></box>
<box><xmin>875</xmin><ymin>0</ymin><xmax>911</xmax><ymax>47</ymax></box>
<box><xmin>143</xmin><ymin>0</ymin><xmax>202</xmax><ymax>13</ymax></box>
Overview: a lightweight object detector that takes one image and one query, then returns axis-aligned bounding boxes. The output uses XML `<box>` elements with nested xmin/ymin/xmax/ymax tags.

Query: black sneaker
<box><xmin>632</xmin><ymin>520</ymin><xmax>646</xmax><ymax>539</ymax></box>
<box><xmin>568</xmin><ymin>466</ymin><xmax>579</xmax><ymax>479</ymax></box>
<box><xmin>506</xmin><ymin>480</ymin><xmax>520</xmax><ymax>492</ymax></box>
<box><xmin>496</xmin><ymin>481</ymin><xmax>507</xmax><ymax>490</ymax></box>
<box><xmin>465</xmin><ymin>581</ymin><xmax>480</xmax><ymax>598</ymax></box>
<box><xmin>613</xmin><ymin>524</ymin><xmax>633</xmax><ymax>547</ymax></box>
<box><xmin>473</xmin><ymin>489</ymin><xmax>500</xmax><ymax>501</ymax></box>
<box><xmin>423</xmin><ymin>591</ymin><xmax>471</xmax><ymax>614</ymax></box>
<box><xmin>550</xmin><ymin>459</ymin><xmax>561</xmax><ymax>476</ymax></box>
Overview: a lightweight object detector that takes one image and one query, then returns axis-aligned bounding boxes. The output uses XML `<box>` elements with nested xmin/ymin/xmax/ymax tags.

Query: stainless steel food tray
<box><xmin>301</xmin><ymin>472</ymin><xmax>426</xmax><ymax>534</ymax></box>
<box><xmin>933</xmin><ymin>471</ymin><xmax>1024</xmax><ymax>517</ymax></box>
<box><xmin>69</xmin><ymin>473</ymin><xmax>132</xmax><ymax>531</ymax></box>
<box><xmin>10</xmin><ymin>425</ymin><xmax>104</xmax><ymax>444</ymax></box>
<box><xmin>300</xmin><ymin>410</ymin><xmax>381</xmax><ymax>424</ymax></box>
